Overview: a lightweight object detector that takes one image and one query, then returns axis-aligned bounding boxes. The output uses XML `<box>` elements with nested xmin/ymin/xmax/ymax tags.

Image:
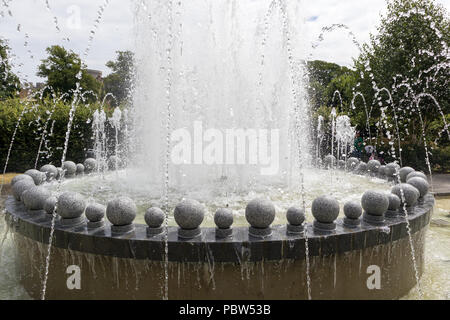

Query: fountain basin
<box><xmin>4</xmin><ymin>193</ymin><xmax>433</xmax><ymax>300</ymax></box>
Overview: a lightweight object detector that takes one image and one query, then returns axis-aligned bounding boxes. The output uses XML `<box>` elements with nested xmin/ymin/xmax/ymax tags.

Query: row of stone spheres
<box><xmin>10</xmin><ymin>156</ymin><xmax>430</xmax><ymax>239</ymax></box>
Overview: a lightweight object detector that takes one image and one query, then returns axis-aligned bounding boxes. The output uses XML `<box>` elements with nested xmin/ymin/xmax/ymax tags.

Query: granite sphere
<box><xmin>347</xmin><ymin>157</ymin><xmax>359</xmax><ymax>170</ymax></box>
<box><xmin>174</xmin><ymin>199</ymin><xmax>205</xmax><ymax>230</ymax></box>
<box><xmin>407</xmin><ymin>177</ymin><xmax>429</xmax><ymax>198</ymax></box>
<box><xmin>245</xmin><ymin>198</ymin><xmax>276</xmax><ymax>229</ymax></box>
<box><xmin>406</xmin><ymin>171</ymin><xmax>427</xmax><ymax>182</ymax></box>
<box><xmin>106</xmin><ymin>197</ymin><xmax>137</xmax><ymax>226</ymax></box>
<box><xmin>22</xmin><ymin>186</ymin><xmax>52</xmax><ymax>210</ymax></box>
<box><xmin>387</xmin><ymin>193</ymin><xmax>401</xmax><ymax>211</ymax></box>
<box><xmin>12</xmin><ymin>179</ymin><xmax>36</xmax><ymax>201</ymax></box>
<box><xmin>286</xmin><ymin>207</ymin><xmax>305</xmax><ymax>226</ymax></box>
<box><xmin>391</xmin><ymin>184</ymin><xmax>420</xmax><ymax>207</ymax></box>
<box><xmin>44</xmin><ymin>196</ymin><xmax>57</xmax><ymax>215</ymax></box>
<box><xmin>85</xmin><ymin>203</ymin><xmax>106</xmax><ymax>222</ymax></box>
<box><xmin>39</xmin><ymin>164</ymin><xmax>58</xmax><ymax>181</ymax></box>
<box><xmin>11</xmin><ymin>174</ymin><xmax>34</xmax><ymax>187</ymax></box>
<box><xmin>361</xmin><ymin>190</ymin><xmax>389</xmax><ymax>216</ymax></box>
<box><xmin>378</xmin><ymin>165</ymin><xmax>386</xmax><ymax>176</ymax></box>
<box><xmin>145</xmin><ymin>207</ymin><xmax>166</xmax><ymax>228</ymax></box>
<box><xmin>58</xmin><ymin>192</ymin><xmax>86</xmax><ymax>219</ymax></box>
<box><xmin>76</xmin><ymin>164</ymin><xmax>85</xmax><ymax>175</ymax></box>
<box><xmin>367</xmin><ymin>160</ymin><xmax>381</xmax><ymax>173</ymax></box>
<box><xmin>83</xmin><ymin>158</ymin><xmax>97</xmax><ymax>173</ymax></box>
<box><xmin>399</xmin><ymin>167</ymin><xmax>415</xmax><ymax>183</ymax></box>
<box><xmin>24</xmin><ymin>169</ymin><xmax>46</xmax><ymax>185</ymax></box>
<box><xmin>63</xmin><ymin>161</ymin><xmax>77</xmax><ymax>177</ymax></box>
<box><xmin>385</xmin><ymin>163</ymin><xmax>400</xmax><ymax>178</ymax></box>
<box><xmin>311</xmin><ymin>196</ymin><xmax>340</xmax><ymax>224</ymax></box>
<box><xmin>355</xmin><ymin>162</ymin><xmax>368</xmax><ymax>174</ymax></box>
<box><xmin>214</xmin><ymin>208</ymin><xmax>234</xmax><ymax>229</ymax></box>
<box><xmin>343</xmin><ymin>201</ymin><xmax>363</xmax><ymax>219</ymax></box>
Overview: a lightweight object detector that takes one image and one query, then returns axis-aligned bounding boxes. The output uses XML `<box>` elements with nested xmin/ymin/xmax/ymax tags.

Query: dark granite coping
<box><xmin>3</xmin><ymin>194</ymin><xmax>434</xmax><ymax>263</ymax></box>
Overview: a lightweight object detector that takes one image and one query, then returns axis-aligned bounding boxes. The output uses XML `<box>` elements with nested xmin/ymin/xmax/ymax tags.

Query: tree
<box><xmin>0</xmin><ymin>39</ymin><xmax>21</xmax><ymax>100</ymax></box>
<box><xmin>103</xmin><ymin>50</ymin><xmax>135</xmax><ymax>106</ymax></box>
<box><xmin>37</xmin><ymin>45</ymin><xmax>102</xmax><ymax>102</ymax></box>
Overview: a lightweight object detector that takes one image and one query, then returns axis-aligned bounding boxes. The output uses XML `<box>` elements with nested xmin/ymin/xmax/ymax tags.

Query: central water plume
<box><xmin>128</xmin><ymin>0</ymin><xmax>312</xmax><ymax>198</ymax></box>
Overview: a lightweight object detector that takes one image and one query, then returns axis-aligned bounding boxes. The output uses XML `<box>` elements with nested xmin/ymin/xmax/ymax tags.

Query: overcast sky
<box><xmin>1</xmin><ymin>0</ymin><xmax>449</xmax><ymax>84</ymax></box>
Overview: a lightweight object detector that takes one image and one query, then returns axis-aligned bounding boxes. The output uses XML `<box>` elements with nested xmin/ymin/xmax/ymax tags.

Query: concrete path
<box><xmin>429</xmin><ymin>174</ymin><xmax>450</xmax><ymax>197</ymax></box>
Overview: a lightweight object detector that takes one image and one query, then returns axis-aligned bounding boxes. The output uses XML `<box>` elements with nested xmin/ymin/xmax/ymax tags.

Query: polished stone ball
<box><xmin>387</xmin><ymin>193</ymin><xmax>401</xmax><ymax>211</ymax></box>
<box><xmin>106</xmin><ymin>197</ymin><xmax>137</xmax><ymax>226</ymax></box>
<box><xmin>40</xmin><ymin>164</ymin><xmax>58</xmax><ymax>181</ymax></box>
<box><xmin>385</xmin><ymin>163</ymin><xmax>400</xmax><ymax>178</ymax></box>
<box><xmin>344</xmin><ymin>201</ymin><xmax>362</xmax><ymax>219</ymax></box>
<box><xmin>245</xmin><ymin>198</ymin><xmax>276</xmax><ymax>229</ymax></box>
<box><xmin>44</xmin><ymin>196</ymin><xmax>57</xmax><ymax>215</ymax></box>
<box><xmin>83</xmin><ymin>158</ymin><xmax>97</xmax><ymax>173</ymax></box>
<box><xmin>347</xmin><ymin>157</ymin><xmax>359</xmax><ymax>170</ymax></box>
<box><xmin>174</xmin><ymin>199</ymin><xmax>205</xmax><ymax>230</ymax></box>
<box><xmin>391</xmin><ymin>184</ymin><xmax>419</xmax><ymax>207</ymax></box>
<box><xmin>355</xmin><ymin>162</ymin><xmax>368</xmax><ymax>174</ymax></box>
<box><xmin>24</xmin><ymin>169</ymin><xmax>46</xmax><ymax>185</ymax></box>
<box><xmin>85</xmin><ymin>203</ymin><xmax>106</xmax><ymax>222</ymax></box>
<box><xmin>407</xmin><ymin>177</ymin><xmax>429</xmax><ymax>198</ymax></box>
<box><xmin>324</xmin><ymin>155</ymin><xmax>336</xmax><ymax>167</ymax></box>
<box><xmin>214</xmin><ymin>208</ymin><xmax>234</xmax><ymax>229</ymax></box>
<box><xmin>58</xmin><ymin>192</ymin><xmax>86</xmax><ymax>219</ymax></box>
<box><xmin>76</xmin><ymin>164</ymin><xmax>85</xmax><ymax>175</ymax></box>
<box><xmin>145</xmin><ymin>207</ymin><xmax>166</xmax><ymax>228</ymax></box>
<box><xmin>361</xmin><ymin>190</ymin><xmax>389</xmax><ymax>216</ymax></box>
<box><xmin>11</xmin><ymin>174</ymin><xmax>34</xmax><ymax>186</ymax></box>
<box><xmin>367</xmin><ymin>160</ymin><xmax>381</xmax><ymax>173</ymax></box>
<box><xmin>406</xmin><ymin>171</ymin><xmax>427</xmax><ymax>182</ymax></box>
<box><xmin>311</xmin><ymin>195</ymin><xmax>340</xmax><ymax>224</ymax></box>
<box><xmin>399</xmin><ymin>167</ymin><xmax>415</xmax><ymax>183</ymax></box>
<box><xmin>12</xmin><ymin>179</ymin><xmax>36</xmax><ymax>201</ymax></box>
<box><xmin>63</xmin><ymin>161</ymin><xmax>77</xmax><ymax>177</ymax></box>
<box><xmin>286</xmin><ymin>207</ymin><xmax>305</xmax><ymax>226</ymax></box>
<box><xmin>22</xmin><ymin>186</ymin><xmax>52</xmax><ymax>210</ymax></box>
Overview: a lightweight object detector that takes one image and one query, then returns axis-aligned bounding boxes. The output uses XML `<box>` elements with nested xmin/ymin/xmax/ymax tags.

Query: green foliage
<box><xmin>0</xmin><ymin>39</ymin><xmax>21</xmax><ymax>100</ymax></box>
<box><xmin>103</xmin><ymin>51</ymin><xmax>135</xmax><ymax>106</ymax></box>
<box><xmin>0</xmin><ymin>98</ymin><xmax>99</xmax><ymax>173</ymax></box>
<box><xmin>37</xmin><ymin>45</ymin><xmax>102</xmax><ymax>102</ymax></box>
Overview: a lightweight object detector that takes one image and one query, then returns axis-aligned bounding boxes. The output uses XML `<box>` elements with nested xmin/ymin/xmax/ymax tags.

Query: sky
<box><xmin>1</xmin><ymin>0</ymin><xmax>449</xmax><ymax>84</ymax></box>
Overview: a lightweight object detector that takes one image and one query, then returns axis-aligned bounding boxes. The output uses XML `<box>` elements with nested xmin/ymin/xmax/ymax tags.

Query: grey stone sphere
<box><xmin>24</xmin><ymin>169</ymin><xmax>46</xmax><ymax>185</ymax></box>
<box><xmin>407</xmin><ymin>177</ymin><xmax>429</xmax><ymax>198</ymax></box>
<box><xmin>106</xmin><ymin>197</ymin><xmax>137</xmax><ymax>226</ymax></box>
<box><xmin>385</xmin><ymin>163</ymin><xmax>400</xmax><ymax>178</ymax></box>
<box><xmin>174</xmin><ymin>199</ymin><xmax>205</xmax><ymax>230</ymax></box>
<box><xmin>347</xmin><ymin>157</ymin><xmax>359</xmax><ymax>170</ymax></box>
<box><xmin>11</xmin><ymin>174</ymin><xmax>34</xmax><ymax>186</ymax></box>
<box><xmin>324</xmin><ymin>155</ymin><xmax>336</xmax><ymax>167</ymax></box>
<box><xmin>286</xmin><ymin>207</ymin><xmax>305</xmax><ymax>226</ymax></box>
<box><xmin>214</xmin><ymin>208</ymin><xmax>234</xmax><ymax>229</ymax></box>
<box><xmin>355</xmin><ymin>162</ymin><xmax>368</xmax><ymax>174</ymax></box>
<box><xmin>391</xmin><ymin>184</ymin><xmax>420</xmax><ymax>207</ymax></box>
<box><xmin>85</xmin><ymin>203</ymin><xmax>106</xmax><ymax>222</ymax></box>
<box><xmin>378</xmin><ymin>165</ymin><xmax>386</xmax><ymax>176</ymax></box>
<box><xmin>44</xmin><ymin>196</ymin><xmax>57</xmax><ymax>215</ymax></box>
<box><xmin>12</xmin><ymin>179</ymin><xmax>36</xmax><ymax>201</ymax></box>
<box><xmin>361</xmin><ymin>190</ymin><xmax>389</xmax><ymax>216</ymax></box>
<box><xmin>58</xmin><ymin>192</ymin><xmax>86</xmax><ymax>219</ymax></box>
<box><xmin>387</xmin><ymin>194</ymin><xmax>401</xmax><ymax>211</ymax></box>
<box><xmin>344</xmin><ymin>201</ymin><xmax>363</xmax><ymax>219</ymax></box>
<box><xmin>406</xmin><ymin>171</ymin><xmax>427</xmax><ymax>182</ymax></box>
<box><xmin>311</xmin><ymin>195</ymin><xmax>340</xmax><ymax>224</ymax></box>
<box><xmin>367</xmin><ymin>160</ymin><xmax>381</xmax><ymax>173</ymax></box>
<box><xmin>145</xmin><ymin>207</ymin><xmax>166</xmax><ymax>228</ymax></box>
<box><xmin>399</xmin><ymin>167</ymin><xmax>415</xmax><ymax>183</ymax></box>
<box><xmin>22</xmin><ymin>186</ymin><xmax>52</xmax><ymax>210</ymax></box>
<box><xmin>62</xmin><ymin>161</ymin><xmax>77</xmax><ymax>177</ymax></box>
<box><xmin>39</xmin><ymin>164</ymin><xmax>58</xmax><ymax>181</ymax></box>
<box><xmin>245</xmin><ymin>198</ymin><xmax>276</xmax><ymax>229</ymax></box>
<box><xmin>76</xmin><ymin>164</ymin><xmax>85</xmax><ymax>175</ymax></box>
<box><xmin>84</xmin><ymin>158</ymin><xmax>97</xmax><ymax>173</ymax></box>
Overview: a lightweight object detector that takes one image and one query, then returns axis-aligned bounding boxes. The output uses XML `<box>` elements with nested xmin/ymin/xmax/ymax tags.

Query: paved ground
<box><xmin>429</xmin><ymin>174</ymin><xmax>450</xmax><ymax>197</ymax></box>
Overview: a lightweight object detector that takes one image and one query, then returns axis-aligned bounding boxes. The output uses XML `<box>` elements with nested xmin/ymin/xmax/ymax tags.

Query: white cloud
<box><xmin>1</xmin><ymin>0</ymin><xmax>449</xmax><ymax>83</ymax></box>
